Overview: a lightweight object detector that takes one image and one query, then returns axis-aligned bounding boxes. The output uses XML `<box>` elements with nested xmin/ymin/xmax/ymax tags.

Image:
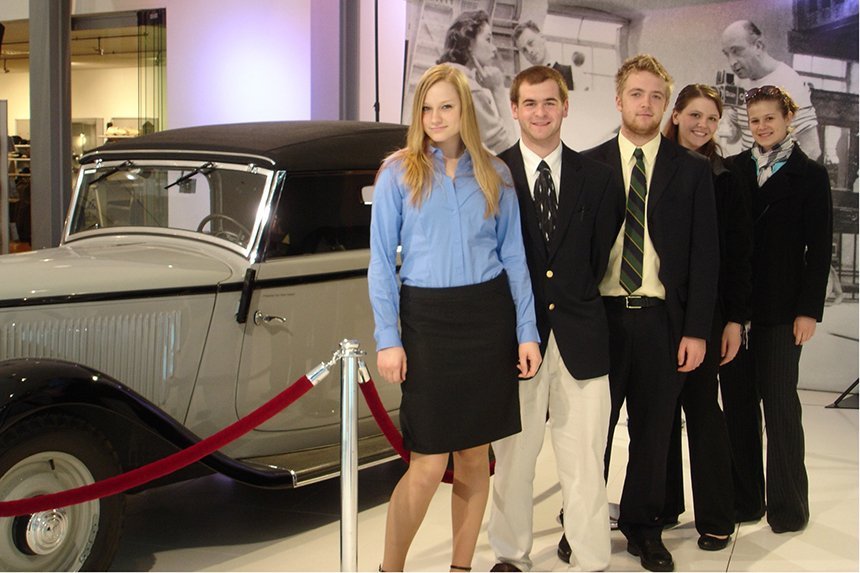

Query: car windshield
<box><xmin>68</xmin><ymin>160</ymin><xmax>272</xmax><ymax>250</ymax></box>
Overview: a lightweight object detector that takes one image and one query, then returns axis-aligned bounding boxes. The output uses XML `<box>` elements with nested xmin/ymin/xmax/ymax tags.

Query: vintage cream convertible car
<box><xmin>0</xmin><ymin>121</ymin><xmax>406</xmax><ymax>571</ymax></box>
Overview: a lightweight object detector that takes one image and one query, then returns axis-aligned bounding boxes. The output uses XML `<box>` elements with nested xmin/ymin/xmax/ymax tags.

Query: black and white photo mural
<box><xmin>401</xmin><ymin>0</ymin><xmax>858</xmax><ymax>394</ymax></box>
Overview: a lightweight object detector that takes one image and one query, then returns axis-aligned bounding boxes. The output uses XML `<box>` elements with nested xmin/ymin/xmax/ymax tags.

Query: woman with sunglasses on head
<box><xmin>720</xmin><ymin>85</ymin><xmax>832</xmax><ymax>534</ymax></box>
<box><xmin>660</xmin><ymin>84</ymin><xmax>753</xmax><ymax>551</ymax></box>
<box><xmin>369</xmin><ymin>63</ymin><xmax>541</xmax><ymax>572</ymax></box>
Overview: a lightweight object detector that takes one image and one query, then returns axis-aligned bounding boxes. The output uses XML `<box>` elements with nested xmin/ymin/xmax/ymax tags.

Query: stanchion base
<box><xmin>826</xmin><ymin>393</ymin><xmax>858</xmax><ymax>409</ymax></box>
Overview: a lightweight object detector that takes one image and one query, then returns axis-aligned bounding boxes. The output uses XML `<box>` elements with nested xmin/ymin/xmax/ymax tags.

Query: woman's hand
<box><xmin>517</xmin><ymin>342</ymin><xmax>542</xmax><ymax>379</ymax></box>
<box><xmin>377</xmin><ymin>346</ymin><xmax>407</xmax><ymax>384</ymax></box>
<box><xmin>720</xmin><ymin>321</ymin><xmax>743</xmax><ymax>365</ymax></box>
<box><xmin>793</xmin><ymin>315</ymin><xmax>817</xmax><ymax>345</ymax></box>
<box><xmin>473</xmin><ymin>56</ymin><xmax>504</xmax><ymax>90</ymax></box>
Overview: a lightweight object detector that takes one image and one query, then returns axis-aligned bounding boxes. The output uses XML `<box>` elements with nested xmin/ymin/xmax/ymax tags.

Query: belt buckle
<box><xmin>625</xmin><ymin>295</ymin><xmax>644</xmax><ymax>309</ymax></box>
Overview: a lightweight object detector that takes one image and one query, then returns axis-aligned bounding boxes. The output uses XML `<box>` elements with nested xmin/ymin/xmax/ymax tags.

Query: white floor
<box><xmin>109</xmin><ymin>389</ymin><xmax>858</xmax><ymax>572</ymax></box>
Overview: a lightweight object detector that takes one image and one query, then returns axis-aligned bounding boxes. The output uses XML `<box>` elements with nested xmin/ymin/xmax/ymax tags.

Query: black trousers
<box><xmin>719</xmin><ymin>323</ymin><xmax>809</xmax><ymax>530</ymax></box>
<box><xmin>603</xmin><ymin>300</ymin><xmax>684</xmax><ymax>542</ymax></box>
<box><xmin>662</xmin><ymin>311</ymin><xmax>735</xmax><ymax>536</ymax></box>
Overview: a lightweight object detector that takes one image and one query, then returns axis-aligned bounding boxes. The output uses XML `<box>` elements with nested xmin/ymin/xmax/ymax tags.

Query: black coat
<box><xmin>729</xmin><ymin>145</ymin><xmax>832</xmax><ymax>325</ymax></box>
<box><xmin>712</xmin><ymin>154</ymin><xmax>753</xmax><ymax>325</ymax></box>
<box><xmin>551</xmin><ymin>62</ymin><xmax>574</xmax><ymax>91</ymax></box>
<box><xmin>585</xmin><ymin>136</ymin><xmax>720</xmax><ymax>343</ymax></box>
<box><xmin>499</xmin><ymin>143</ymin><xmax>624</xmax><ymax>380</ymax></box>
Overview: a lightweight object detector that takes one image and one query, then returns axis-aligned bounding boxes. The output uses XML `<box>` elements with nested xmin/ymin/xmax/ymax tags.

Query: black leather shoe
<box><xmin>770</xmin><ymin>522</ymin><xmax>806</xmax><ymax>534</ymax></box>
<box><xmin>627</xmin><ymin>538</ymin><xmax>674</xmax><ymax>572</ymax></box>
<box><xmin>557</xmin><ymin>533</ymin><xmax>571</xmax><ymax>563</ymax></box>
<box><xmin>697</xmin><ymin>534</ymin><xmax>730</xmax><ymax>551</ymax></box>
<box><xmin>489</xmin><ymin>563</ymin><xmax>521</xmax><ymax>572</ymax></box>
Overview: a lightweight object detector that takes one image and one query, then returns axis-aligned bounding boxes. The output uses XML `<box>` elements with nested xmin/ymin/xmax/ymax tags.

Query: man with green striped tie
<box><xmin>582</xmin><ymin>54</ymin><xmax>719</xmax><ymax>572</ymax></box>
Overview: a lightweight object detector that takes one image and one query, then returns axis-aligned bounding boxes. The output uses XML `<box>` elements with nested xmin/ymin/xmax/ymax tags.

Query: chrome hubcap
<box><xmin>1</xmin><ymin>451</ymin><xmax>98</xmax><ymax>572</ymax></box>
<box><xmin>24</xmin><ymin>508</ymin><xmax>69</xmax><ymax>555</ymax></box>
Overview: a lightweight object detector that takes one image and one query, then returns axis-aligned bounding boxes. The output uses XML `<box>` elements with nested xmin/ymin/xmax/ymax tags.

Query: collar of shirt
<box><xmin>519</xmin><ymin>139</ymin><xmax>562</xmax><ymax>199</ymax></box>
<box><xmin>429</xmin><ymin>144</ymin><xmax>473</xmax><ymax>177</ymax></box>
<box><xmin>617</xmin><ymin>132</ymin><xmax>660</xmax><ymax>189</ymax></box>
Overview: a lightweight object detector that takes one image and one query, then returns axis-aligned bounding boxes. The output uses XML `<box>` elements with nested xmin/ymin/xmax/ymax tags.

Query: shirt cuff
<box><xmin>517</xmin><ymin>323</ymin><xmax>540</xmax><ymax>345</ymax></box>
<box><xmin>375</xmin><ymin>328</ymin><xmax>403</xmax><ymax>352</ymax></box>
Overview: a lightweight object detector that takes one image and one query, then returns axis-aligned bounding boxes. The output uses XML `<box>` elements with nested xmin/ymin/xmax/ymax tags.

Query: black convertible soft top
<box><xmin>81</xmin><ymin>120</ymin><xmax>407</xmax><ymax>172</ymax></box>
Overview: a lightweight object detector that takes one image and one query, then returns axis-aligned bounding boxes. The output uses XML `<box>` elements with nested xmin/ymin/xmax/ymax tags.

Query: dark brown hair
<box><xmin>663</xmin><ymin>83</ymin><xmax>723</xmax><ymax>159</ymax></box>
<box><xmin>744</xmin><ymin>85</ymin><xmax>799</xmax><ymax>117</ymax></box>
<box><xmin>510</xmin><ymin>65</ymin><xmax>569</xmax><ymax>104</ymax></box>
<box><xmin>436</xmin><ymin>10</ymin><xmax>490</xmax><ymax>66</ymax></box>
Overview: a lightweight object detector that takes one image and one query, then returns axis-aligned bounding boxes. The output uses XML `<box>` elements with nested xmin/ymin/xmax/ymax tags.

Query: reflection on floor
<box><xmin>110</xmin><ymin>389</ymin><xmax>858</xmax><ymax>572</ymax></box>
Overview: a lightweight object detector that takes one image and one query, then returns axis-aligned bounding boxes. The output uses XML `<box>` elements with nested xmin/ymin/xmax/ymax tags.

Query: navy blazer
<box><xmin>584</xmin><ymin>136</ymin><xmax>720</xmax><ymax>344</ymax></box>
<box><xmin>499</xmin><ymin>143</ymin><xmax>623</xmax><ymax>380</ymax></box>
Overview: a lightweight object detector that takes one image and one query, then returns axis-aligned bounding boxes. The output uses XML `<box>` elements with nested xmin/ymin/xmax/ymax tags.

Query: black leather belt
<box><xmin>604</xmin><ymin>295</ymin><xmax>665</xmax><ymax>309</ymax></box>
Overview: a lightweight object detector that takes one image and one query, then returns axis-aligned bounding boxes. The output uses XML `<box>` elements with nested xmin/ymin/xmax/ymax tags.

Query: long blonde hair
<box><xmin>385</xmin><ymin>63</ymin><xmax>504</xmax><ymax>217</ymax></box>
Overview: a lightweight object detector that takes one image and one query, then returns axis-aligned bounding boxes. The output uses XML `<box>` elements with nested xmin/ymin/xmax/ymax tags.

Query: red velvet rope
<box><xmin>0</xmin><ymin>375</ymin><xmax>315</xmax><ymax>518</ymax></box>
<box><xmin>357</xmin><ymin>375</ymin><xmax>495</xmax><ymax>485</ymax></box>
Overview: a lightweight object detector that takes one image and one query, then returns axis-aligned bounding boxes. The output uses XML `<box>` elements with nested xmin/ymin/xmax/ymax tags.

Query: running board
<box><xmin>240</xmin><ymin>433</ymin><xmax>401</xmax><ymax>487</ymax></box>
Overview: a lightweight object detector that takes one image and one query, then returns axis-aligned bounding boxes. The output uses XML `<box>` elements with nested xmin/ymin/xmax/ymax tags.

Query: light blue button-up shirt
<box><xmin>368</xmin><ymin>146</ymin><xmax>539</xmax><ymax>351</ymax></box>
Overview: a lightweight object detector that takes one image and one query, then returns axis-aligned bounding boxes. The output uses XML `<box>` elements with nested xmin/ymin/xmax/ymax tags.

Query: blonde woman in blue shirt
<box><xmin>369</xmin><ymin>64</ymin><xmax>541</xmax><ymax>572</ymax></box>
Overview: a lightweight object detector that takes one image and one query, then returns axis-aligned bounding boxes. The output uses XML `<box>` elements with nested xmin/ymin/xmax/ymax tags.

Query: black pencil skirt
<box><xmin>398</xmin><ymin>272</ymin><xmax>521</xmax><ymax>454</ymax></box>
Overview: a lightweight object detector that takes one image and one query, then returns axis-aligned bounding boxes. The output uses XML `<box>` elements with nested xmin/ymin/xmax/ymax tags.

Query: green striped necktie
<box><xmin>620</xmin><ymin>147</ymin><xmax>647</xmax><ymax>294</ymax></box>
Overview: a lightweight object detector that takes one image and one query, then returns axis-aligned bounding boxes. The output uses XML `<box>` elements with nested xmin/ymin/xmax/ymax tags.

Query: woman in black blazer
<box><xmin>661</xmin><ymin>84</ymin><xmax>753</xmax><ymax>551</ymax></box>
<box><xmin>721</xmin><ymin>85</ymin><xmax>832</xmax><ymax>534</ymax></box>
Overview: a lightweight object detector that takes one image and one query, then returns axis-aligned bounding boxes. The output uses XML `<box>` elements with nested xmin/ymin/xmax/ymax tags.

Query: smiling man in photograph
<box><xmin>513</xmin><ymin>21</ymin><xmax>574</xmax><ymax>90</ymax></box>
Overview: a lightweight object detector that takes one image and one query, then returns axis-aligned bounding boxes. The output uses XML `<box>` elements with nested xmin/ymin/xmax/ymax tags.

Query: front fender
<box><xmin>0</xmin><ymin>358</ymin><xmax>295</xmax><ymax>489</ymax></box>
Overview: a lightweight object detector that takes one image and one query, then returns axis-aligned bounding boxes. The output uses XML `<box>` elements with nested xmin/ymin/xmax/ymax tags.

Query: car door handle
<box><xmin>254</xmin><ymin>310</ymin><xmax>288</xmax><ymax>326</ymax></box>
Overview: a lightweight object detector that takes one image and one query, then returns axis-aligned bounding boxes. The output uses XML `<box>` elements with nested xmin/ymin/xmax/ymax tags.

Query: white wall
<box><xmin>358</xmin><ymin>0</ymin><xmax>406</xmax><ymax>123</ymax></box>
<box><xmin>2</xmin><ymin>0</ymin><xmax>316</xmax><ymax>130</ymax></box>
<box><xmin>0</xmin><ymin>74</ymin><xmax>30</xmax><ymax>135</ymax></box>
<box><xmin>162</xmin><ymin>0</ymin><xmax>312</xmax><ymax>127</ymax></box>
<box><xmin>1</xmin><ymin>0</ymin><xmax>407</xmax><ymax>129</ymax></box>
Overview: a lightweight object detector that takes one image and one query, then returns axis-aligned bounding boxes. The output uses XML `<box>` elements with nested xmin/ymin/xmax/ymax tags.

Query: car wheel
<box><xmin>0</xmin><ymin>414</ymin><xmax>125</xmax><ymax>572</ymax></box>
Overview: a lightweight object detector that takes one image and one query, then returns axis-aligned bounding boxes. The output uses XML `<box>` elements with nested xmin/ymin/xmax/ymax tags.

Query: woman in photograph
<box><xmin>661</xmin><ymin>83</ymin><xmax>753</xmax><ymax>550</ymax></box>
<box><xmin>436</xmin><ymin>10</ymin><xmax>517</xmax><ymax>154</ymax></box>
<box><xmin>721</xmin><ymin>84</ymin><xmax>832</xmax><ymax>533</ymax></box>
<box><xmin>368</xmin><ymin>63</ymin><xmax>541</xmax><ymax>572</ymax></box>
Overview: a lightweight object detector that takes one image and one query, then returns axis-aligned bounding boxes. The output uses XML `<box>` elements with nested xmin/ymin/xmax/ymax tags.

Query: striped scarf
<box><xmin>751</xmin><ymin>134</ymin><xmax>795</xmax><ymax>187</ymax></box>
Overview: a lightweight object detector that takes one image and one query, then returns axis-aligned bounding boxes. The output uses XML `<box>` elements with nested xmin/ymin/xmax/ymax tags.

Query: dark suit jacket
<box><xmin>499</xmin><ymin>143</ymin><xmax>624</xmax><ymax>380</ymax></box>
<box><xmin>729</xmin><ymin>145</ymin><xmax>832</xmax><ymax>325</ymax></box>
<box><xmin>712</xmin><ymin>154</ymin><xmax>753</xmax><ymax>326</ymax></box>
<box><xmin>584</xmin><ymin>136</ymin><xmax>720</xmax><ymax>344</ymax></box>
<box><xmin>551</xmin><ymin>62</ymin><xmax>574</xmax><ymax>90</ymax></box>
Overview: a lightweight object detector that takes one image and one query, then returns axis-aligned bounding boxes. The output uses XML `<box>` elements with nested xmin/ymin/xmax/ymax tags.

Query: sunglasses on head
<box><xmin>743</xmin><ymin>85</ymin><xmax>783</xmax><ymax>103</ymax></box>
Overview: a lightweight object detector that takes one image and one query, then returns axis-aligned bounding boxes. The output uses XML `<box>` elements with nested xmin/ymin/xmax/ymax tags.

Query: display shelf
<box><xmin>8</xmin><ymin>143</ymin><xmax>31</xmax><ymax>177</ymax></box>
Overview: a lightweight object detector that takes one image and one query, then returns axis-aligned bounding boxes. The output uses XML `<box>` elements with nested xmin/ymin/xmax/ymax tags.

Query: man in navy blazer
<box><xmin>581</xmin><ymin>54</ymin><xmax>719</xmax><ymax>572</ymax></box>
<box><xmin>487</xmin><ymin>65</ymin><xmax>624</xmax><ymax>572</ymax></box>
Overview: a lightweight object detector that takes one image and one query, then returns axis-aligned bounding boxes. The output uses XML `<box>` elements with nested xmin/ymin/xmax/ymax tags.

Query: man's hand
<box><xmin>720</xmin><ymin>321</ymin><xmax>743</xmax><ymax>365</ymax></box>
<box><xmin>377</xmin><ymin>346</ymin><xmax>407</xmax><ymax>384</ymax></box>
<box><xmin>793</xmin><ymin>315</ymin><xmax>817</xmax><ymax>345</ymax></box>
<box><xmin>518</xmin><ymin>342</ymin><xmax>542</xmax><ymax>379</ymax></box>
<box><xmin>677</xmin><ymin>336</ymin><xmax>706</xmax><ymax>372</ymax></box>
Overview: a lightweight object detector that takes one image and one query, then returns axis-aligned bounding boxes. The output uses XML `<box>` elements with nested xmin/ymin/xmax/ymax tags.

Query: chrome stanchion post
<box><xmin>339</xmin><ymin>339</ymin><xmax>364</xmax><ymax>572</ymax></box>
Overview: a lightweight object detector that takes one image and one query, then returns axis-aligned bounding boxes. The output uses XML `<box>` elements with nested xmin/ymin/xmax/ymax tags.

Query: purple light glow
<box><xmin>166</xmin><ymin>0</ymin><xmax>312</xmax><ymax>128</ymax></box>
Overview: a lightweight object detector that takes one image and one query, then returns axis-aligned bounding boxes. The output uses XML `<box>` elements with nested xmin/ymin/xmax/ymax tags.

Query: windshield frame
<box><xmin>63</xmin><ymin>158</ymin><xmax>278</xmax><ymax>260</ymax></box>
